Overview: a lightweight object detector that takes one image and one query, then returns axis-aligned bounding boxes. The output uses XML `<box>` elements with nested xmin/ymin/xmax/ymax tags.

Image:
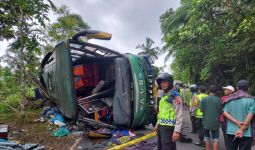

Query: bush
<box><xmin>0</xmin><ymin>93</ymin><xmax>20</xmax><ymax>113</ymax></box>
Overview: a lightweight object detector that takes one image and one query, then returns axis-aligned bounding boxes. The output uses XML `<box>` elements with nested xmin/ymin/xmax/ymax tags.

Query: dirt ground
<box><xmin>2</xmin><ymin>107</ymin><xmax>254</xmax><ymax>150</ymax></box>
<box><xmin>0</xmin><ymin>109</ymin><xmax>78</xmax><ymax>150</ymax></box>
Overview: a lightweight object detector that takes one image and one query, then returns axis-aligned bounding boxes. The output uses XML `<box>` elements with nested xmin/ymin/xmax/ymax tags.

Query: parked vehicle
<box><xmin>39</xmin><ymin>30</ymin><xmax>155</xmax><ymax>129</ymax></box>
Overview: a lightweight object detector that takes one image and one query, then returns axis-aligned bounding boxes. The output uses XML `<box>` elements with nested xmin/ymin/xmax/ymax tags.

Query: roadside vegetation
<box><xmin>160</xmin><ymin>0</ymin><xmax>255</xmax><ymax>94</ymax></box>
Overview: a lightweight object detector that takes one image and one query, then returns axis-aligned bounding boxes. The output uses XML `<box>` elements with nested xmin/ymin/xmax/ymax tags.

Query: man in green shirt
<box><xmin>223</xmin><ymin>80</ymin><xmax>255</xmax><ymax>150</ymax></box>
<box><xmin>199</xmin><ymin>85</ymin><xmax>222</xmax><ymax>150</ymax></box>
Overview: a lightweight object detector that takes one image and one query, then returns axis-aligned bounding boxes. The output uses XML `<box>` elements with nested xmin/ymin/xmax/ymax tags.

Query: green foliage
<box><xmin>136</xmin><ymin>37</ymin><xmax>161</xmax><ymax>62</ymax></box>
<box><xmin>0</xmin><ymin>67</ymin><xmax>19</xmax><ymax>113</ymax></box>
<box><xmin>152</xmin><ymin>65</ymin><xmax>160</xmax><ymax>77</ymax></box>
<box><xmin>0</xmin><ymin>0</ymin><xmax>55</xmax><ymax>113</ymax></box>
<box><xmin>0</xmin><ymin>2</ymin><xmax>90</xmax><ymax>114</ymax></box>
<box><xmin>180</xmin><ymin>88</ymin><xmax>191</xmax><ymax>105</ymax></box>
<box><xmin>0</xmin><ymin>0</ymin><xmax>55</xmax><ymax>72</ymax></box>
<box><xmin>0</xmin><ymin>0</ymin><xmax>55</xmax><ymax>40</ymax></box>
<box><xmin>161</xmin><ymin>0</ymin><xmax>255</xmax><ymax>94</ymax></box>
<box><xmin>0</xmin><ymin>93</ymin><xmax>20</xmax><ymax>114</ymax></box>
<box><xmin>171</xmin><ymin>61</ymin><xmax>190</xmax><ymax>84</ymax></box>
<box><xmin>47</xmin><ymin>5</ymin><xmax>90</xmax><ymax>43</ymax></box>
<box><xmin>0</xmin><ymin>67</ymin><xmax>36</xmax><ymax>113</ymax></box>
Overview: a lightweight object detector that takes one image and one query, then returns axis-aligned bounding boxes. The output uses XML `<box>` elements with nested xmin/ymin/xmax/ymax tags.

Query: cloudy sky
<box><xmin>0</xmin><ymin>0</ymin><xmax>180</xmax><ymax>68</ymax></box>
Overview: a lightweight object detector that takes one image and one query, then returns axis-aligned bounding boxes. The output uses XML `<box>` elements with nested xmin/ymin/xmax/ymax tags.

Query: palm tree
<box><xmin>136</xmin><ymin>37</ymin><xmax>160</xmax><ymax>62</ymax></box>
<box><xmin>160</xmin><ymin>1</ymin><xmax>192</xmax><ymax>63</ymax></box>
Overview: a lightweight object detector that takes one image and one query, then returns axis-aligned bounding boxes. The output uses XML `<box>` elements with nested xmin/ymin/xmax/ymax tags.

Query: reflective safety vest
<box><xmin>189</xmin><ymin>95</ymin><xmax>192</xmax><ymax>107</ymax></box>
<box><xmin>190</xmin><ymin>93</ymin><xmax>198</xmax><ymax>114</ymax></box>
<box><xmin>195</xmin><ymin>93</ymin><xmax>208</xmax><ymax>118</ymax></box>
<box><xmin>180</xmin><ymin>89</ymin><xmax>183</xmax><ymax>95</ymax></box>
<box><xmin>190</xmin><ymin>93</ymin><xmax>197</xmax><ymax>107</ymax></box>
<box><xmin>157</xmin><ymin>94</ymin><xmax>176</xmax><ymax>126</ymax></box>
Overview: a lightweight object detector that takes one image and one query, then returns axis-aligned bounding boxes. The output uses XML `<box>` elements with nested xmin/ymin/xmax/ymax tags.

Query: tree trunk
<box><xmin>227</xmin><ymin>0</ymin><xmax>239</xmax><ymax>23</ymax></box>
<box><xmin>19</xmin><ymin>6</ymin><xmax>27</xmax><ymax>116</ymax></box>
<box><xmin>189</xmin><ymin>65</ymin><xmax>193</xmax><ymax>83</ymax></box>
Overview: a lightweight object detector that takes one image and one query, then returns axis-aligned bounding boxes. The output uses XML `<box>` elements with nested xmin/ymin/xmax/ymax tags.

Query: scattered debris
<box><xmin>48</xmin><ymin>112</ymin><xmax>65</xmax><ymax>127</ymax></box>
<box><xmin>0</xmin><ymin>125</ymin><xmax>8</xmax><ymax>140</ymax></box>
<box><xmin>37</xmin><ymin>107</ymin><xmax>70</xmax><ymax>138</ymax></box>
<box><xmin>20</xmin><ymin>129</ymin><xmax>28</xmax><ymax>132</ymax></box>
<box><xmin>32</xmin><ymin>117</ymin><xmax>45</xmax><ymax>123</ymax></box>
<box><xmin>95</xmin><ymin>128</ymin><xmax>111</xmax><ymax>136</ymax></box>
<box><xmin>70</xmin><ymin>137</ymin><xmax>83</xmax><ymax>150</ymax></box>
<box><xmin>108</xmin><ymin>136</ymin><xmax>132</xmax><ymax>147</ymax></box>
<box><xmin>72</xmin><ymin>131</ymin><xmax>84</xmax><ymax>137</ymax></box>
<box><xmin>107</xmin><ymin>132</ymin><xmax>156</xmax><ymax>150</ymax></box>
<box><xmin>0</xmin><ymin>140</ymin><xmax>45</xmax><ymax>150</ymax></box>
<box><xmin>51</xmin><ymin>126</ymin><xmax>71</xmax><ymax>137</ymax></box>
<box><xmin>88</xmin><ymin>131</ymin><xmax>111</xmax><ymax>138</ymax></box>
<box><xmin>111</xmin><ymin>130</ymin><xmax>130</xmax><ymax>137</ymax></box>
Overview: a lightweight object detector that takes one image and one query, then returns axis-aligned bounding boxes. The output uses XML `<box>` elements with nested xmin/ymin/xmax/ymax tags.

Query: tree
<box><xmin>0</xmin><ymin>0</ymin><xmax>55</xmax><ymax>115</ymax></box>
<box><xmin>160</xmin><ymin>0</ymin><xmax>255</xmax><ymax>93</ymax></box>
<box><xmin>48</xmin><ymin>5</ymin><xmax>90</xmax><ymax>43</ymax></box>
<box><xmin>136</xmin><ymin>38</ymin><xmax>160</xmax><ymax>62</ymax></box>
<box><xmin>152</xmin><ymin>65</ymin><xmax>160</xmax><ymax>77</ymax></box>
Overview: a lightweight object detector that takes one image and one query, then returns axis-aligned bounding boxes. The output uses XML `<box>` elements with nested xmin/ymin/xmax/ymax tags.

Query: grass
<box><xmin>0</xmin><ymin>108</ymin><xmax>76</xmax><ymax>150</ymax></box>
<box><xmin>0</xmin><ymin>109</ymin><xmax>42</xmax><ymax>124</ymax></box>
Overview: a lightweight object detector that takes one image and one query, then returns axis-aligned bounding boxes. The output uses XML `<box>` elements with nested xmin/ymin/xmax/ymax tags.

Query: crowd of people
<box><xmin>153</xmin><ymin>72</ymin><xmax>255</xmax><ymax>150</ymax></box>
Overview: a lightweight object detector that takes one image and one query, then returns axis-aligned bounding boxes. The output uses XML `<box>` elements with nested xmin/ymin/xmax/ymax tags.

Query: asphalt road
<box><xmin>176</xmin><ymin>107</ymin><xmax>225</xmax><ymax>150</ymax></box>
<box><xmin>143</xmin><ymin>107</ymin><xmax>226</xmax><ymax>150</ymax></box>
<box><xmin>76</xmin><ymin>107</ymin><xmax>241</xmax><ymax>150</ymax></box>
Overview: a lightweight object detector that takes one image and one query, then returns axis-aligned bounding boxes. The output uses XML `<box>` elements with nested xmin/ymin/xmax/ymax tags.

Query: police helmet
<box><xmin>190</xmin><ymin>84</ymin><xmax>198</xmax><ymax>92</ymax></box>
<box><xmin>156</xmin><ymin>73</ymin><xmax>174</xmax><ymax>89</ymax></box>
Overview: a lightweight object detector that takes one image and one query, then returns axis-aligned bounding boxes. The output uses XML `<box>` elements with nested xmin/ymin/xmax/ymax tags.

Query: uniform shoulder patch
<box><xmin>169</xmin><ymin>90</ymin><xmax>180</xmax><ymax>98</ymax></box>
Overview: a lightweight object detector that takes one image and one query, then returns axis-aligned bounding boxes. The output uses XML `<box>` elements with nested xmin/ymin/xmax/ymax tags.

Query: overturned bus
<box><xmin>39</xmin><ymin>30</ymin><xmax>155</xmax><ymax>130</ymax></box>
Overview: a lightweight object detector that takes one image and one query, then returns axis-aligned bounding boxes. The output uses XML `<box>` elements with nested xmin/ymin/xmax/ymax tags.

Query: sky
<box><xmin>0</xmin><ymin>0</ymin><xmax>180</xmax><ymax>70</ymax></box>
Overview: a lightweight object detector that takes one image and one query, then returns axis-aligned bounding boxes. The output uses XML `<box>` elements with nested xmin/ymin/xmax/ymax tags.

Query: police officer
<box><xmin>153</xmin><ymin>73</ymin><xmax>183</xmax><ymax>150</ymax></box>
<box><xmin>189</xmin><ymin>84</ymin><xmax>198</xmax><ymax>133</ymax></box>
<box><xmin>194</xmin><ymin>85</ymin><xmax>208</xmax><ymax>147</ymax></box>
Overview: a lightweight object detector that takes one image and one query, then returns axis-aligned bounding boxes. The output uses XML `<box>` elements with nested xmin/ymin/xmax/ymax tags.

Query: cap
<box><xmin>237</xmin><ymin>80</ymin><xmax>249</xmax><ymax>90</ymax></box>
<box><xmin>222</xmin><ymin>86</ymin><xmax>235</xmax><ymax>92</ymax></box>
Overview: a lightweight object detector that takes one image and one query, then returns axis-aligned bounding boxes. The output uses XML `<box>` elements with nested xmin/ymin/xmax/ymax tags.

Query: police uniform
<box><xmin>194</xmin><ymin>93</ymin><xmax>208</xmax><ymax>144</ymax></box>
<box><xmin>190</xmin><ymin>92</ymin><xmax>198</xmax><ymax>133</ymax></box>
<box><xmin>156</xmin><ymin>73</ymin><xmax>183</xmax><ymax>150</ymax></box>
